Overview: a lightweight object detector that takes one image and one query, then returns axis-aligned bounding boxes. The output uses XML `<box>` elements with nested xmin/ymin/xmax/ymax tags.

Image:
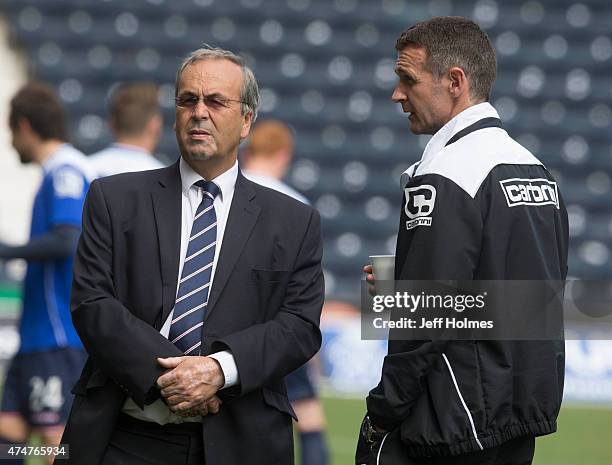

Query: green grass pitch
<box><xmin>318</xmin><ymin>397</ymin><xmax>612</xmax><ymax>465</ymax></box>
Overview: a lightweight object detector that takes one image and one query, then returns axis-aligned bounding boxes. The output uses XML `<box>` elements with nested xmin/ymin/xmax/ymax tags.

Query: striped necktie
<box><xmin>169</xmin><ymin>180</ymin><xmax>220</xmax><ymax>355</ymax></box>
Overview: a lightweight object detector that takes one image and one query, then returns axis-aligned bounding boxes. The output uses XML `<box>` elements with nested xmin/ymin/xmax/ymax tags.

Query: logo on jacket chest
<box><xmin>499</xmin><ymin>178</ymin><xmax>559</xmax><ymax>209</ymax></box>
<box><xmin>404</xmin><ymin>185</ymin><xmax>436</xmax><ymax>230</ymax></box>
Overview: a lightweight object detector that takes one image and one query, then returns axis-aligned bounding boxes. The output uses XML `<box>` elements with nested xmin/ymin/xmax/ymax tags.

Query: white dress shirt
<box><xmin>122</xmin><ymin>158</ymin><xmax>240</xmax><ymax>424</ymax></box>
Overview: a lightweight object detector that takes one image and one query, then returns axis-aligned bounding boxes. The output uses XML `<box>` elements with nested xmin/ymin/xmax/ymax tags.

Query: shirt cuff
<box><xmin>208</xmin><ymin>350</ymin><xmax>239</xmax><ymax>389</ymax></box>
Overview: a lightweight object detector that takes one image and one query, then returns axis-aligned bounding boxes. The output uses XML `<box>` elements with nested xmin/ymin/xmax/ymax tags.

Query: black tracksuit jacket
<box><xmin>367</xmin><ymin>104</ymin><xmax>569</xmax><ymax>458</ymax></box>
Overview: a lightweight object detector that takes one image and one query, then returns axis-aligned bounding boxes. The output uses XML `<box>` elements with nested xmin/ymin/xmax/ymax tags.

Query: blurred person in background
<box><xmin>0</xmin><ymin>83</ymin><xmax>93</xmax><ymax>464</ymax></box>
<box><xmin>89</xmin><ymin>81</ymin><xmax>165</xmax><ymax>177</ymax></box>
<box><xmin>242</xmin><ymin>119</ymin><xmax>329</xmax><ymax>465</ymax></box>
<box><xmin>357</xmin><ymin>17</ymin><xmax>568</xmax><ymax>465</ymax></box>
<box><xmin>242</xmin><ymin>120</ymin><xmax>307</xmax><ymax>203</ymax></box>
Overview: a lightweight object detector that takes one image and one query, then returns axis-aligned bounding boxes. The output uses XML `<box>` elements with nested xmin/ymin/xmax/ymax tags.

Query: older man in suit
<box><xmin>60</xmin><ymin>45</ymin><xmax>324</xmax><ymax>465</ymax></box>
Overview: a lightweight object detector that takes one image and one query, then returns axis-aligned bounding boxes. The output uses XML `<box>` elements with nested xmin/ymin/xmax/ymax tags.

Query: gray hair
<box><xmin>175</xmin><ymin>44</ymin><xmax>260</xmax><ymax>121</ymax></box>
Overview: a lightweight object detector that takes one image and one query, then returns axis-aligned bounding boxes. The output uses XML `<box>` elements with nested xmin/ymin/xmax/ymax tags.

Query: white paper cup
<box><xmin>369</xmin><ymin>254</ymin><xmax>395</xmax><ymax>296</ymax></box>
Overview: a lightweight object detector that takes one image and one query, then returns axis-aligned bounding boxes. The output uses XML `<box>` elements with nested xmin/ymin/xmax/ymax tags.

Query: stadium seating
<box><xmin>2</xmin><ymin>0</ymin><xmax>610</xmax><ymax>302</ymax></box>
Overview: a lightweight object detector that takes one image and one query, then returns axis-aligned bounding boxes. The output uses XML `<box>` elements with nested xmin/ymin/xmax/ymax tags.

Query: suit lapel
<box><xmin>151</xmin><ymin>162</ymin><xmax>182</xmax><ymax>327</ymax></box>
<box><xmin>205</xmin><ymin>172</ymin><xmax>260</xmax><ymax>320</ymax></box>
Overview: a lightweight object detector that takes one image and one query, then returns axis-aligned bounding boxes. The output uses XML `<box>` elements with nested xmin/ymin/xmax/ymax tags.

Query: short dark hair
<box><xmin>396</xmin><ymin>16</ymin><xmax>497</xmax><ymax>102</ymax></box>
<box><xmin>9</xmin><ymin>82</ymin><xmax>67</xmax><ymax>141</ymax></box>
<box><xmin>109</xmin><ymin>82</ymin><xmax>160</xmax><ymax>137</ymax></box>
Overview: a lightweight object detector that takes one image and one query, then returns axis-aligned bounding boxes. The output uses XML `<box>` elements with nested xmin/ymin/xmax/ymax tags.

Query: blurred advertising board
<box><xmin>320</xmin><ymin>314</ymin><xmax>612</xmax><ymax>404</ymax></box>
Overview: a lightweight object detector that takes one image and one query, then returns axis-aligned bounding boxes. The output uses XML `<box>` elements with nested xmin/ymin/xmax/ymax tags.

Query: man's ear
<box><xmin>148</xmin><ymin>113</ymin><xmax>163</xmax><ymax>136</ymax></box>
<box><xmin>16</xmin><ymin>117</ymin><xmax>33</xmax><ymax>135</ymax></box>
<box><xmin>448</xmin><ymin>67</ymin><xmax>469</xmax><ymax>98</ymax></box>
<box><xmin>240</xmin><ymin>111</ymin><xmax>253</xmax><ymax>140</ymax></box>
<box><xmin>277</xmin><ymin>149</ymin><xmax>291</xmax><ymax>165</ymax></box>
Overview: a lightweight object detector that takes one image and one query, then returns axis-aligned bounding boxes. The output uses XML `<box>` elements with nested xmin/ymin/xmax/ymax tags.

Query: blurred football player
<box><xmin>0</xmin><ymin>83</ymin><xmax>93</xmax><ymax>464</ymax></box>
<box><xmin>243</xmin><ymin>120</ymin><xmax>329</xmax><ymax>465</ymax></box>
<box><xmin>89</xmin><ymin>81</ymin><xmax>165</xmax><ymax>177</ymax></box>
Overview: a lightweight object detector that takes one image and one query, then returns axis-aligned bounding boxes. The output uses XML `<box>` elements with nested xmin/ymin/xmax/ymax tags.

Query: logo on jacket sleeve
<box><xmin>499</xmin><ymin>178</ymin><xmax>559</xmax><ymax>209</ymax></box>
<box><xmin>53</xmin><ymin>167</ymin><xmax>84</xmax><ymax>199</ymax></box>
<box><xmin>404</xmin><ymin>185</ymin><xmax>436</xmax><ymax>230</ymax></box>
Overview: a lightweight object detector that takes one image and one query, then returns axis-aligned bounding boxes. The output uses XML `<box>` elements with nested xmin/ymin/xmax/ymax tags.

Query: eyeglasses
<box><xmin>175</xmin><ymin>94</ymin><xmax>246</xmax><ymax>111</ymax></box>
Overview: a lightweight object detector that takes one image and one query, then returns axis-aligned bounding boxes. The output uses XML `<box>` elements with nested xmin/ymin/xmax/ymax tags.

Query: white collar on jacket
<box><xmin>400</xmin><ymin>102</ymin><xmax>500</xmax><ymax>188</ymax></box>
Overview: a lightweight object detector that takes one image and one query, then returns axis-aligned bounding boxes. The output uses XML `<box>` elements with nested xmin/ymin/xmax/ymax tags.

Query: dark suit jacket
<box><xmin>60</xmin><ymin>162</ymin><xmax>324</xmax><ymax>465</ymax></box>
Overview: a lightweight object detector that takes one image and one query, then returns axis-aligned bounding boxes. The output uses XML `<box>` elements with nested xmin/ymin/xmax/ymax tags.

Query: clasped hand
<box><xmin>156</xmin><ymin>356</ymin><xmax>224</xmax><ymax>417</ymax></box>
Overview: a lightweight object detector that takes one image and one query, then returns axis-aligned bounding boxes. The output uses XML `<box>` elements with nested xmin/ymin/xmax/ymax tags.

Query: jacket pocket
<box><xmin>262</xmin><ymin>387</ymin><xmax>298</xmax><ymax>421</ymax></box>
<box><xmin>71</xmin><ymin>369</ymin><xmax>108</xmax><ymax>396</ymax></box>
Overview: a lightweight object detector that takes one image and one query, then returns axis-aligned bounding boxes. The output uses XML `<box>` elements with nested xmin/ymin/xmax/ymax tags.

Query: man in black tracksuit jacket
<box><xmin>358</xmin><ymin>17</ymin><xmax>568</xmax><ymax>465</ymax></box>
